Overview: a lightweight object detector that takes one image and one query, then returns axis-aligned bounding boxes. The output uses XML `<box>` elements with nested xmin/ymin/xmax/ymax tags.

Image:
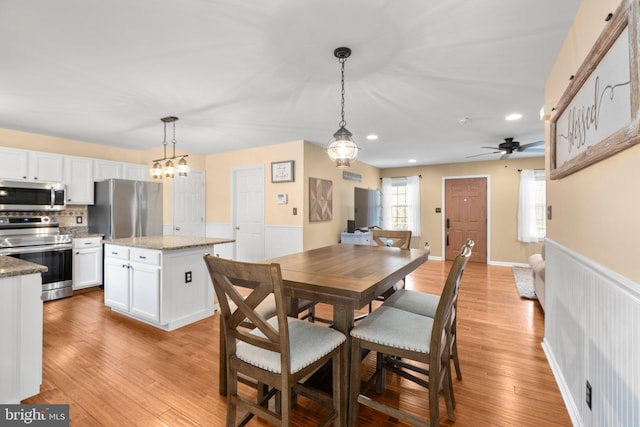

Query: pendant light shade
<box><xmin>327</xmin><ymin>47</ymin><xmax>358</xmax><ymax>168</ymax></box>
<box><xmin>327</xmin><ymin>126</ymin><xmax>358</xmax><ymax>167</ymax></box>
<box><xmin>150</xmin><ymin>116</ymin><xmax>189</xmax><ymax>179</ymax></box>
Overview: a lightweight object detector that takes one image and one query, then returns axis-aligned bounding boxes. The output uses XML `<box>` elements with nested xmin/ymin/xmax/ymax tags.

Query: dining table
<box><xmin>217</xmin><ymin>243</ymin><xmax>430</xmax><ymax>420</ymax></box>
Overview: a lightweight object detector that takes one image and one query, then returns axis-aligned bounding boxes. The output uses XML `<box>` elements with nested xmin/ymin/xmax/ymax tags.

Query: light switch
<box><xmin>185</xmin><ymin>271</ymin><xmax>192</xmax><ymax>283</ymax></box>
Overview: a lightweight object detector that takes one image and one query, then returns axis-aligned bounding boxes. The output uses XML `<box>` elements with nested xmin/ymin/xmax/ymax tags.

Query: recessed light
<box><xmin>366</xmin><ymin>134</ymin><xmax>378</xmax><ymax>141</ymax></box>
<box><xmin>408</xmin><ymin>159</ymin><xmax>417</xmax><ymax>163</ymax></box>
<box><xmin>505</xmin><ymin>113</ymin><xmax>522</xmax><ymax>121</ymax></box>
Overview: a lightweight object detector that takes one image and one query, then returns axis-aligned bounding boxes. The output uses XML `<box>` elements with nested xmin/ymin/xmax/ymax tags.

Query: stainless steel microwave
<box><xmin>0</xmin><ymin>180</ymin><xmax>66</xmax><ymax>211</ymax></box>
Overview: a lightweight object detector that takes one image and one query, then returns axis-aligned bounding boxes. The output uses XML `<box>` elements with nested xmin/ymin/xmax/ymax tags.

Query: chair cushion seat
<box><xmin>350</xmin><ymin>306</ymin><xmax>433</xmax><ymax>353</ymax></box>
<box><xmin>237</xmin><ymin>318</ymin><xmax>345</xmax><ymax>374</ymax></box>
<box><xmin>382</xmin><ymin>289</ymin><xmax>439</xmax><ymax>317</ymax></box>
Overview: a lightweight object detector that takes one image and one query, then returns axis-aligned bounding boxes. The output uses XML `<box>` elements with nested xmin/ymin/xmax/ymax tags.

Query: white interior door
<box><xmin>172</xmin><ymin>170</ymin><xmax>205</xmax><ymax>236</ymax></box>
<box><xmin>233</xmin><ymin>166</ymin><xmax>264</xmax><ymax>262</ymax></box>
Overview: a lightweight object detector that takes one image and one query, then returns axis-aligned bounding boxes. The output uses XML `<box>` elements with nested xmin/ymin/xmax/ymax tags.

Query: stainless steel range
<box><xmin>0</xmin><ymin>216</ymin><xmax>73</xmax><ymax>301</ymax></box>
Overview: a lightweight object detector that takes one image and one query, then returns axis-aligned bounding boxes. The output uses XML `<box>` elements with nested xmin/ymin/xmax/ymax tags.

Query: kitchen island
<box><xmin>0</xmin><ymin>256</ymin><xmax>47</xmax><ymax>404</ymax></box>
<box><xmin>104</xmin><ymin>236</ymin><xmax>234</xmax><ymax>331</ymax></box>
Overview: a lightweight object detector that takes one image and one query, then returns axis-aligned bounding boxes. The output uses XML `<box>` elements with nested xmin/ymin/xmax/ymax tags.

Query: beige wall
<box><xmin>303</xmin><ymin>142</ymin><xmax>380</xmax><ymax>250</ymax></box>
<box><xmin>204</xmin><ymin>140</ymin><xmax>380</xmax><ymax>250</ymax></box>
<box><xmin>545</xmin><ymin>0</ymin><xmax>640</xmax><ymax>282</ymax></box>
<box><xmin>205</xmin><ymin>140</ymin><xmax>305</xmax><ymax>225</ymax></box>
<box><xmin>382</xmin><ymin>157</ymin><xmax>545</xmax><ymax>263</ymax></box>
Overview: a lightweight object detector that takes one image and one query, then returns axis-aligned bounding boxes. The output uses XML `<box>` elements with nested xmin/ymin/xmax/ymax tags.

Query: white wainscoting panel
<box><xmin>543</xmin><ymin>239</ymin><xmax>640</xmax><ymax>427</ymax></box>
<box><xmin>265</xmin><ymin>225</ymin><xmax>303</xmax><ymax>259</ymax></box>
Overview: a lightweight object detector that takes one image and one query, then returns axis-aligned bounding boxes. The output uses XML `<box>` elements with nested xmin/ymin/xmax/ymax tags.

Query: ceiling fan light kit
<box><xmin>326</xmin><ymin>46</ymin><xmax>358</xmax><ymax>168</ymax></box>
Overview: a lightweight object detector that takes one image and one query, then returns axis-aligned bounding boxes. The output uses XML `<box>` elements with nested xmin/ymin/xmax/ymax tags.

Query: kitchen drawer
<box><xmin>104</xmin><ymin>244</ymin><xmax>129</xmax><ymax>260</ymax></box>
<box><xmin>73</xmin><ymin>236</ymin><xmax>102</xmax><ymax>249</ymax></box>
<box><xmin>130</xmin><ymin>248</ymin><xmax>161</xmax><ymax>266</ymax></box>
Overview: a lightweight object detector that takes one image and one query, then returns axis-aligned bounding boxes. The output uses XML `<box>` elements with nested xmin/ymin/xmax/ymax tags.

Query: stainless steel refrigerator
<box><xmin>88</xmin><ymin>179</ymin><xmax>163</xmax><ymax>239</ymax></box>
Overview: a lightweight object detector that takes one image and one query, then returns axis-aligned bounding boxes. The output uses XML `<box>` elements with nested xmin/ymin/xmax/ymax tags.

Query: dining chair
<box><xmin>348</xmin><ymin>244</ymin><xmax>472</xmax><ymax>426</ymax></box>
<box><xmin>382</xmin><ymin>239</ymin><xmax>474</xmax><ymax>382</ymax></box>
<box><xmin>354</xmin><ymin>229</ymin><xmax>412</xmax><ymax>321</ymax></box>
<box><xmin>203</xmin><ymin>254</ymin><xmax>346</xmax><ymax>427</ymax></box>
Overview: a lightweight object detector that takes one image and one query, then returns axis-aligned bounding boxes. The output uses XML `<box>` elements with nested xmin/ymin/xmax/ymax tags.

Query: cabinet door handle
<box><xmin>84</xmin><ymin>242</ymin><xmax>92</xmax><ymax>245</ymax></box>
<box><xmin>138</xmin><ymin>256</ymin><xmax>146</xmax><ymax>260</ymax></box>
<box><xmin>112</xmin><ymin>252</ymin><xmax>119</xmax><ymax>255</ymax></box>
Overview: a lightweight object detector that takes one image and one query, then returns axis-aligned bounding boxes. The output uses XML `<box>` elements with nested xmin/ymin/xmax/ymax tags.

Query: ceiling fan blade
<box><xmin>518</xmin><ymin>140</ymin><xmax>544</xmax><ymax>151</ymax></box>
<box><xmin>481</xmin><ymin>146</ymin><xmax>500</xmax><ymax>150</ymax></box>
<box><xmin>466</xmin><ymin>151</ymin><xmax>500</xmax><ymax>158</ymax></box>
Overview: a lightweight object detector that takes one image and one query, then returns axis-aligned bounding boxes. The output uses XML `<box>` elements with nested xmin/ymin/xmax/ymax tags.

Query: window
<box><xmin>389</xmin><ymin>182</ymin><xmax>408</xmax><ymax>230</ymax></box>
<box><xmin>518</xmin><ymin>169</ymin><xmax>546</xmax><ymax>242</ymax></box>
<box><xmin>381</xmin><ymin>176</ymin><xmax>421</xmax><ymax>236</ymax></box>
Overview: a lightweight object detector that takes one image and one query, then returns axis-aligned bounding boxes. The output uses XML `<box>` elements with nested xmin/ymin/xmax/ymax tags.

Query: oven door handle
<box><xmin>0</xmin><ymin>244</ymin><xmax>72</xmax><ymax>255</ymax></box>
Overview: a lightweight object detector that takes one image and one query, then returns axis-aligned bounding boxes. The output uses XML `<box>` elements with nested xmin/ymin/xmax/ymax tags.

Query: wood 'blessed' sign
<box><xmin>550</xmin><ymin>0</ymin><xmax>640</xmax><ymax>179</ymax></box>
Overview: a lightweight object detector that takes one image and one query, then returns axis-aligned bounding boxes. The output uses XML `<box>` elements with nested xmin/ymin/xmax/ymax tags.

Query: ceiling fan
<box><xmin>468</xmin><ymin>137</ymin><xmax>544</xmax><ymax>159</ymax></box>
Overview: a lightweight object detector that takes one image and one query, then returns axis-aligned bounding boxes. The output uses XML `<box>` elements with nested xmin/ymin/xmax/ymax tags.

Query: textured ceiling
<box><xmin>0</xmin><ymin>0</ymin><xmax>580</xmax><ymax>168</ymax></box>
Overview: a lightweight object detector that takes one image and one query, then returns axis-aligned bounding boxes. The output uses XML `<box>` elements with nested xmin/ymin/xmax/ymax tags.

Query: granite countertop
<box><xmin>0</xmin><ymin>256</ymin><xmax>48</xmax><ymax>279</ymax></box>
<box><xmin>72</xmin><ymin>233</ymin><xmax>104</xmax><ymax>239</ymax></box>
<box><xmin>105</xmin><ymin>235</ymin><xmax>235</xmax><ymax>251</ymax></box>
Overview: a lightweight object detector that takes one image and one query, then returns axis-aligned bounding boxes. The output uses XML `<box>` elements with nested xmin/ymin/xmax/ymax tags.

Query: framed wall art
<box><xmin>550</xmin><ymin>1</ymin><xmax>640</xmax><ymax>179</ymax></box>
<box><xmin>271</xmin><ymin>160</ymin><xmax>294</xmax><ymax>183</ymax></box>
<box><xmin>309</xmin><ymin>177</ymin><xmax>333</xmax><ymax>222</ymax></box>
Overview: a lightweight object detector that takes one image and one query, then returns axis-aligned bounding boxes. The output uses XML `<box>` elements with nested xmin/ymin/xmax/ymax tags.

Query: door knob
<box><xmin>175</xmin><ymin>226</ymin><xmax>181</xmax><ymax>231</ymax></box>
<box><xmin>235</xmin><ymin>226</ymin><xmax>240</xmax><ymax>230</ymax></box>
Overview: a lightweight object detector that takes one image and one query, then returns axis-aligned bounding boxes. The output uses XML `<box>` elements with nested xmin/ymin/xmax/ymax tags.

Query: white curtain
<box><xmin>518</xmin><ymin>169</ymin><xmax>541</xmax><ymax>242</ymax></box>
<box><xmin>381</xmin><ymin>178</ymin><xmax>394</xmax><ymax>230</ymax></box>
<box><xmin>380</xmin><ymin>176</ymin><xmax>421</xmax><ymax>237</ymax></box>
<box><xmin>406</xmin><ymin>175</ymin><xmax>421</xmax><ymax>237</ymax></box>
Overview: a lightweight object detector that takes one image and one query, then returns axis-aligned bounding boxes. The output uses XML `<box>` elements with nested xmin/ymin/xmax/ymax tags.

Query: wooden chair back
<box><xmin>430</xmin><ymin>244</ymin><xmax>472</xmax><ymax>388</ymax></box>
<box><xmin>372</xmin><ymin>229</ymin><xmax>412</xmax><ymax>249</ymax></box>
<box><xmin>203</xmin><ymin>255</ymin><xmax>291</xmax><ymax>374</ymax></box>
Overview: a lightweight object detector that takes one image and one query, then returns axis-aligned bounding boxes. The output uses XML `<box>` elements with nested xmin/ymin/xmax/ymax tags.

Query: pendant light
<box><xmin>150</xmin><ymin>116</ymin><xmax>190</xmax><ymax>179</ymax></box>
<box><xmin>326</xmin><ymin>47</ymin><xmax>358</xmax><ymax>168</ymax></box>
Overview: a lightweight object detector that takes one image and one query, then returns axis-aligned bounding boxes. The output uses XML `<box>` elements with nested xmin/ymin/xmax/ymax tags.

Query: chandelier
<box><xmin>150</xmin><ymin>116</ymin><xmax>189</xmax><ymax>179</ymax></box>
<box><xmin>326</xmin><ymin>47</ymin><xmax>358</xmax><ymax>168</ymax></box>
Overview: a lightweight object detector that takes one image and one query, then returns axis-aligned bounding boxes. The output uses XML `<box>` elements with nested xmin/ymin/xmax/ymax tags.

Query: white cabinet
<box><xmin>93</xmin><ymin>159</ymin><xmax>122</xmax><ymax>181</ymax></box>
<box><xmin>72</xmin><ymin>237</ymin><xmax>103</xmax><ymax>290</ymax></box>
<box><xmin>64</xmin><ymin>156</ymin><xmax>95</xmax><ymax>204</ymax></box>
<box><xmin>29</xmin><ymin>151</ymin><xmax>65</xmax><ymax>182</ymax></box>
<box><xmin>0</xmin><ymin>147</ymin><xmax>29</xmax><ymax>180</ymax></box>
<box><xmin>104</xmin><ymin>245</ymin><xmax>162</xmax><ymax>323</ymax></box>
<box><xmin>0</xmin><ymin>273</ymin><xmax>42</xmax><ymax>403</ymax></box>
<box><xmin>0</xmin><ymin>147</ymin><xmax>63</xmax><ymax>182</ymax></box>
<box><xmin>123</xmin><ymin>164</ymin><xmax>149</xmax><ymax>181</ymax></box>
<box><xmin>103</xmin><ymin>243</ymin><xmax>213</xmax><ymax>331</ymax></box>
<box><xmin>341</xmin><ymin>231</ymin><xmax>372</xmax><ymax>245</ymax></box>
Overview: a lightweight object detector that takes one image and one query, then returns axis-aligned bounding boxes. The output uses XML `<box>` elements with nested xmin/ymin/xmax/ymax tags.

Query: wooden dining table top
<box><xmin>266</xmin><ymin>243</ymin><xmax>430</xmax><ymax>310</ymax></box>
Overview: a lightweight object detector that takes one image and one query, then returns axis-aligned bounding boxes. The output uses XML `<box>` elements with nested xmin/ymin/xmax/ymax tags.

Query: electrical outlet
<box><xmin>76</xmin><ymin>216</ymin><xmax>83</xmax><ymax>224</ymax></box>
<box><xmin>293</xmin><ymin>207</ymin><xmax>297</xmax><ymax>215</ymax></box>
<box><xmin>185</xmin><ymin>271</ymin><xmax>192</xmax><ymax>283</ymax></box>
<box><xmin>586</xmin><ymin>380</ymin><xmax>592</xmax><ymax>410</ymax></box>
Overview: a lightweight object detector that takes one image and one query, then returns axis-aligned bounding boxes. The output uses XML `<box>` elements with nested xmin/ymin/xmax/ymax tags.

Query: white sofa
<box><xmin>527</xmin><ymin>245</ymin><xmax>545</xmax><ymax>311</ymax></box>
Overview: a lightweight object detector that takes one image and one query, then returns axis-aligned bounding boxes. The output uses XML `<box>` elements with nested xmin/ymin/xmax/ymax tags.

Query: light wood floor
<box><xmin>24</xmin><ymin>260</ymin><xmax>571</xmax><ymax>426</ymax></box>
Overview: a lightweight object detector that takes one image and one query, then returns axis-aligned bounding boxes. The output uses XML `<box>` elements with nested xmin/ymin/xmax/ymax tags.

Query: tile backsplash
<box><xmin>0</xmin><ymin>205</ymin><xmax>88</xmax><ymax>234</ymax></box>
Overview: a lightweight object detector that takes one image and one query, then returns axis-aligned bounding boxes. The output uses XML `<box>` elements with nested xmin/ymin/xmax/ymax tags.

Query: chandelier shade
<box><xmin>150</xmin><ymin>116</ymin><xmax>189</xmax><ymax>179</ymax></box>
<box><xmin>327</xmin><ymin>47</ymin><xmax>358</xmax><ymax>168</ymax></box>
